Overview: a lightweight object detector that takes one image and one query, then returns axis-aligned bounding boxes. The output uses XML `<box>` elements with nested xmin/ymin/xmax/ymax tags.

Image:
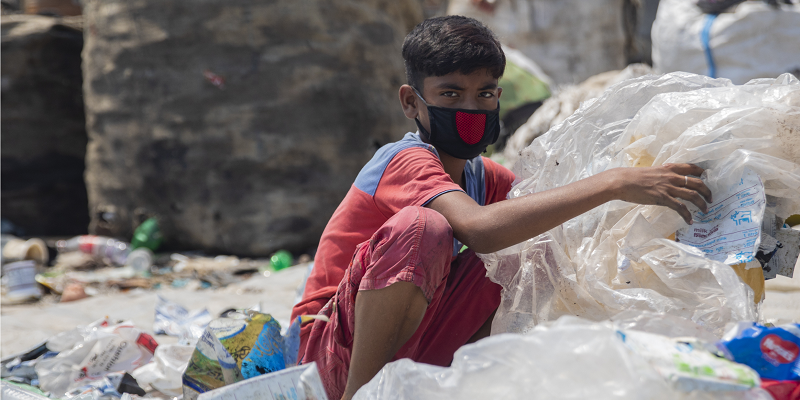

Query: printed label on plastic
<box><xmin>676</xmin><ymin>168</ymin><xmax>765</xmax><ymax>265</ymax></box>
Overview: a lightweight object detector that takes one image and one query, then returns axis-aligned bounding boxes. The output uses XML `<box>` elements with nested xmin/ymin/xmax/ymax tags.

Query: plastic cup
<box><xmin>3</xmin><ymin>260</ymin><xmax>42</xmax><ymax>302</ymax></box>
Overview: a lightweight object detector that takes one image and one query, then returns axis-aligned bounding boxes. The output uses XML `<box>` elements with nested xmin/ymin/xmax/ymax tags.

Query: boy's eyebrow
<box><xmin>433</xmin><ymin>82</ymin><xmax>499</xmax><ymax>90</ymax></box>
<box><xmin>434</xmin><ymin>83</ymin><xmax>465</xmax><ymax>90</ymax></box>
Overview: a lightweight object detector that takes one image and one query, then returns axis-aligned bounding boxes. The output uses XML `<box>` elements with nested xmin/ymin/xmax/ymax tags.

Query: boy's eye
<box><xmin>479</xmin><ymin>92</ymin><xmax>495</xmax><ymax>98</ymax></box>
<box><xmin>441</xmin><ymin>91</ymin><xmax>458</xmax><ymax>98</ymax></box>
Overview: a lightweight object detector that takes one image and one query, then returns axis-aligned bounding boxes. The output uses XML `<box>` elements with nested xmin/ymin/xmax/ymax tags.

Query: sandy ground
<box><xmin>1</xmin><ymin>261</ymin><xmax>799</xmax><ymax>359</ymax></box>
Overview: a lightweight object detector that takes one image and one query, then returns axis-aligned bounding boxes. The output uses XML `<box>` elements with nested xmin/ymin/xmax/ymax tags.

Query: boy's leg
<box><xmin>301</xmin><ymin>206</ymin><xmax>454</xmax><ymax>400</ymax></box>
<box><xmin>341</xmin><ymin>281</ymin><xmax>428</xmax><ymax>399</ymax></box>
<box><xmin>411</xmin><ymin>248</ymin><xmax>502</xmax><ymax>366</ymax></box>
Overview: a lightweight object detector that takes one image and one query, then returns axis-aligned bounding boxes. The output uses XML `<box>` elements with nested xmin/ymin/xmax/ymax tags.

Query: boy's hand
<box><xmin>609</xmin><ymin>163</ymin><xmax>713</xmax><ymax>224</ymax></box>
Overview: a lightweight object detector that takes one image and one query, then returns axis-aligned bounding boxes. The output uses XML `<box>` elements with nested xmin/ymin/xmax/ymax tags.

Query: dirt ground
<box><xmin>1</xmin><ymin>263</ymin><xmax>308</xmax><ymax>358</ymax></box>
<box><xmin>1</xmin><ymin>261</ymin><xmax>799</xmax><ymax>358</ymax></box>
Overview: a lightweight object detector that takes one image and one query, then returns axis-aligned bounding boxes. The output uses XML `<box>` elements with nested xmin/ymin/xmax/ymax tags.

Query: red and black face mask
<box><xmin>413</xmin><ymin>88</ymin><xmax>500</xmax><ymax>160</ymax></box>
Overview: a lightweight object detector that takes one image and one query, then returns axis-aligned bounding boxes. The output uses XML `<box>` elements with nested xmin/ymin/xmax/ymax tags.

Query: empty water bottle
<box><xmin>56</xmin><ymin>235</ymin><xmax>130</xmax><ymax>266</ymax></box>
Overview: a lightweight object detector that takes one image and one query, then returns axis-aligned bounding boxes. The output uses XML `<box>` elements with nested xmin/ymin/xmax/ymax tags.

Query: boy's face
<box><xmin>400</xmin><ymin>68</ymin><xmax>502</xmax><ymax>136</ymax></box>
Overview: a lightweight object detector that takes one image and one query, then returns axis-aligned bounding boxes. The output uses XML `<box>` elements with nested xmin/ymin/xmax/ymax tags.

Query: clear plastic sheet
<box><xmin>483</xmin><ymin>72</ymin><xmax>800</xmax><ymax>337</ymax></box>
<box><xmin>355</xmin><ymin>316</ymin><xmax>773</xmax><ymax>400</ymax></box>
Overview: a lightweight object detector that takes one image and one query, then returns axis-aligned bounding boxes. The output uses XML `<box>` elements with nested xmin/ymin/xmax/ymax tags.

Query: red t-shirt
<box><xmin>291</xmin><ymin>133</ymin><xmax>515</xmax><ymax>322</ymax></box>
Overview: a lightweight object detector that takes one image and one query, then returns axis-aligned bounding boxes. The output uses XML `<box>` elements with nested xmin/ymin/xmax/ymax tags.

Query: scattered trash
<box><xmin>2</xmin><ymin>260</ymin><xmax>42</xmax><ymax>303</ymax></box>
<box><xmin>131</xmin><ymin>218</ymin><xmax>163</xmax><ymax>253</ymax></box>
<box><xmin>182</xmin><ymin>311</ymin><xmax>304</xmax><ymax>400</ymax></box>
<box><xmin>619</xmin><ymin>329</ymin><xmax>760</xmax><ymax>392</ymax></box>
<box><xmin>717</xmin><ymin>322</ymin><xmax>800</xmax><ymax>381</ymax></box>
<box><xmin>60</xmin><ymin>282</ymin><xmax>87</xmax><ymax>303</ymax></box>
<box><xmin>2</xmin><ymin>358</ymin><xmax>40</xmax><ymax>385</ymax></box>
<box><xmin>154</xmin><ymin>296</ymin><xmax>212</xmax><ymax>340</ymax></box>
<box><xmin>2</xmin><ymin>380</ymin><xmax>49</xmax><ymax>400</ymax></box>
<box><xmin>1</xmin><ymin>237</ymin><xmax>48</xmax><ymax>265</ymax></box>
<box><xmin>56</xmin><ymin>236</ymin><xmax>131</xmax><ymax>267</ymax></box>
<box><xmin>196</xmin><ymin>362</ymin><xmax>328</xmax><ymax>400</ymax></box>
<box><xmin>35</xmin><ymin>318</ymin><xmax>158</xmax><ymax>397</ymax></box>
<box><xmin>63</xmin><ymin>372</ymin><xmax>146</xmax><ymax>399</ymax></box>
<box><xmin>269</xmin><ymin>250</ymin><xmax>293</xmax><ymax>271</ymax></box>
<box><xmin>130</xmin><ymin>342</ymin><xmax>195</xmax><ymax>397</ymax></box>
<box><xmin>126</xmin><ymin>249</ymin><xmax>153</xmax><ymax>275</ymax></box>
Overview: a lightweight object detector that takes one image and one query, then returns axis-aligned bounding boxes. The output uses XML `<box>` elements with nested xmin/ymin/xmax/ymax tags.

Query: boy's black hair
<box><xmin>402</xmin><ymin>15</ymin><xmax>505</xmax><ymax>91</ymax></box>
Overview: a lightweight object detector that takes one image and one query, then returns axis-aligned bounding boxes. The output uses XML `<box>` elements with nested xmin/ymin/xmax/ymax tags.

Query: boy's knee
<box><xmin>395</xmin><ymin>206</ymin><xmax>452</xmax><ymax>249</ymax></box>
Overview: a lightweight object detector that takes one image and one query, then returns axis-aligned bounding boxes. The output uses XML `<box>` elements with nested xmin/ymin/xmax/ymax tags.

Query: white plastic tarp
<box><xmin>652</xmin><ymin>0</ymin><xmax>800</xmax><ymax>84</ymax></box>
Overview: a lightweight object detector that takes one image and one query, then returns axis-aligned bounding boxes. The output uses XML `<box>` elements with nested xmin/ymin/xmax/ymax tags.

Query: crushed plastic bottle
<box><xmin>56</xmin><ymin>235</ymin><xmax>129</xmax><ymax>266</ymax></box>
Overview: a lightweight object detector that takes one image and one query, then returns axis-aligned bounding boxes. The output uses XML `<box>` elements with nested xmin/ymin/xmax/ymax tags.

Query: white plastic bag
<box><xmin>485</xmin><ymin>72</ymin><xmax>800</xmax><ymax>337</ymax></box>
<box><xmin>35</xmin><ymin>320</ymin><xmax>157</xmax><ymax>397</ymax></box>
<box><xmin>130</xmin><ymin>342</ymin><xmax>195</xmax><ymax>396</ymax></box>
<box><xmin>354</xmin><ymin>316</ymin><xmax>772</xmax><ymax>400</ymax></box>
<box><xmin>652</xmin><ymin>0</ymin><xmax>800</xmax><ymax>84</ymax></box>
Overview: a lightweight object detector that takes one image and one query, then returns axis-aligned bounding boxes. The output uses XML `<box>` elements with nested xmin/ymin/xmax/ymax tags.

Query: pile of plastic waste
<box><xmin>484</xmin><ymin>71</ymin><xmax>800</xmax><ymax>336</ymax></box>
<box><xmin>1</xmin><ymin>296</ymin><xmax>328</xmax><ymax>400</ymax></box>
<box><xmin>356</xmin><ymin>315</ymin><xmax>800</xmax><ymax>399</ymax></box>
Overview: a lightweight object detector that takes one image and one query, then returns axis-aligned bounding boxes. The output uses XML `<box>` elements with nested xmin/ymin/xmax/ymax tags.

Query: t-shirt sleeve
<box><xmin>373</xmin><ymin>147</ymin><xmax>464</xmax><ymax>216</ymax></box>
<box><xmin>483</xmin><ymin>156</ymin><xmax>515</xmax><ymax>205</ymax></box>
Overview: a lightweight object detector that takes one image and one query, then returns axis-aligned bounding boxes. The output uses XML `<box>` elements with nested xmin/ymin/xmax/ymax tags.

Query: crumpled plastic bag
<box><xmin>130</xmin><ymin>342</ymin><xmax>195</xmax><ymax>397</ymax></box>
<box><xmin>354</xmin><ymin>315</ymin><xmax>773</xmax><ymax>400</ymax></box>
<box><xmin>482</xmin><ymin>72</ymin><xmax>800</xmax><ymax>337</ymax></box>
<box><xmin>153</xmin><ymin>295</ymin><xmax>212</xmax><ymax>340</ymax></box>
<box><xmin>35</xmin><ymin>319</ymin><xmax>157</xmax><ymax>397</ymax></box>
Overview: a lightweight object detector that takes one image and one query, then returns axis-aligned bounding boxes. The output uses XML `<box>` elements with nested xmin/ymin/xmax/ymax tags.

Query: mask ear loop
<box><xmin>411</xmin><ymin>87</ymin><xmax>434</xmax><ymax>142</ymax></box>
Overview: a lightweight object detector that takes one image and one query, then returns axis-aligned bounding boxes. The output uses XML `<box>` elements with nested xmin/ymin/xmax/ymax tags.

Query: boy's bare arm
<box><xmin>426</xmin><ymin>163</ymin><xmax>713</xmax><ymax>254</ymax></box>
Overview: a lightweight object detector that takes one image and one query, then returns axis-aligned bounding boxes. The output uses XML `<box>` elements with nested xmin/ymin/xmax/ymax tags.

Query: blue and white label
<box><xmin>676</xmin><ymin>168</ymin><xmax>765</xmax><ymax>265</ymax></box>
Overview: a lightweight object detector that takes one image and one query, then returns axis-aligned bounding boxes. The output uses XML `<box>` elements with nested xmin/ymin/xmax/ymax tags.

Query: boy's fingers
<box><xmin>666</xmin><ymin>163</ymin><xmax>705</xmax><ymax>178</ymax></box>
<box><xmin>673</xmin><ymin>187</ymin><xmax>709</xmax><ymax>213</ymax></box>
<box><xmin>666</xmin><ymin>197</ymin><xmax>693</xmax><ymax>224</ymax></box>
<box><xmin>686</xmin><ymin>176</ymin><xmax>713</xmax><ymax>203</ymax></box>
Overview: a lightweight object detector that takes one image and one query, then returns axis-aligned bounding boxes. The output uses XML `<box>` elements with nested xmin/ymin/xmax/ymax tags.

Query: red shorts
<box><xmin>300</xmin><ymin>206</ymin><xmax>502</xmax><ymax>399</ymax></box>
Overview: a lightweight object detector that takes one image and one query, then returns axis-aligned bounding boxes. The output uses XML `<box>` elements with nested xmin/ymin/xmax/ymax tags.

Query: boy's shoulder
<box><xmin>354</xmin><ymin>132</ymin><xmax>440</xmax><ymax>196</ymax></box>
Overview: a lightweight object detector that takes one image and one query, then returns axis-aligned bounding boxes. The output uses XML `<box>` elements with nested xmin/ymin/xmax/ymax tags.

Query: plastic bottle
<box><xmin>56</xmin><ymin>235</ymin><xmax>129</xmax><ymax>266</ymax></box>
<box><xmin>269</xmin><ymin>250</ymin><xmax>293</xmax><ymax>271</ymax></box>
<box><xmin>127</xmin><ymin>248</ymin><xmax>153</xmax><ymax>274</ymax></box>
<box><xmin>131</xmin><ymin>217</ymin><xmax>163</xmax><ymax>252</ymax></box>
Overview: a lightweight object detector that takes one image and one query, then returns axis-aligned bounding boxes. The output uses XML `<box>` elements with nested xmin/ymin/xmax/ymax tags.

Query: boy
<box><xmin>292</xmin><ymin>16</ymin><xmax>712</xmax><ymax>400</ymax></box>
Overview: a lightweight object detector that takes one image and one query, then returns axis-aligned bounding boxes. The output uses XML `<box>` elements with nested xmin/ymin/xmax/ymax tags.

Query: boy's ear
<box><xmin>399</xmin><ymin>85</ymin><xmax>420</xmax><ymax>120</ymax></box>
<box><xmin>497</xmin><ymin>86</ymin><xmax>502</xmax><ymax>99</ymax></box>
